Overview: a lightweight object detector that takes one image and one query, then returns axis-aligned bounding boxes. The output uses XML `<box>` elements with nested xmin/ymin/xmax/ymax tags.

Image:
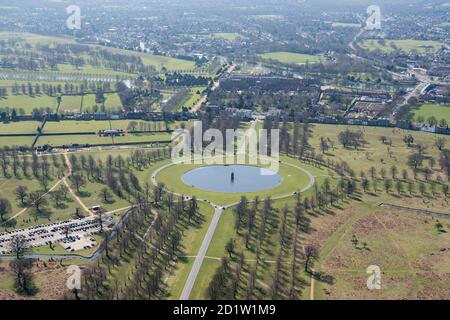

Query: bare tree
<box><xmin>14</xmin><ymin>186</ymin><xmax>28</xmax><ymax>206</ymax></box>
<box><xmin>8</xmin><ymin>235</ymin><xmax>28</xmax><ymax>259</ymax></box>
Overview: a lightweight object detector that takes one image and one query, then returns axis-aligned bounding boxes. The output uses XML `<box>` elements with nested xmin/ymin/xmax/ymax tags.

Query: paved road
<box><xmin>180</xmin><ymin>205</ymin><xmax>223</xmax><ymax>300</ymax></box>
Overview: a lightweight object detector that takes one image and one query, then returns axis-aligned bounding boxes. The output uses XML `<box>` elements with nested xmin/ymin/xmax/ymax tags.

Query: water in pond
<box><xmin>182</xmin><ymin>165</ymin><xmax>283</xmax><ymax>193</ymax></box>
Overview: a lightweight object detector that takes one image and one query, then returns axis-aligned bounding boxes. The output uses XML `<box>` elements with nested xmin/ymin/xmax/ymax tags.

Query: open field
<box><xmin>43</xmin><ymin>120</ymin><xmax>168</xmax><ymax>133</ymax></box>
<box><xmin>0</xmin><ymin>93</ymin><xmax>122</xmax><ymax>114</ymax></box>
<box><xmin>332</xmin><ymin>22</ymin><xmax>361</xmax><ymax>28</ymax></box>
<box><xmin>303</xmin><ymin>197</ymin><xmax>450</xmax><ymax>300</ymax></box>
<box><xmin>411</xmin><ymin>103</ymin><xmax>450</xmax><ymax>124</ymax></box>
<box><xmin>178</xmin><ymin>86</ymin><xmax>207</xmax><ymax>111</ymax></box>
<box><xmin>309</xmin><ymin>124</ymin><xmax>450</xmax><ymax>177</ymax></box>
<box><xmin>259</xmin><ymin>52</ymin><xmax>322</xmax><ymax>65</ymax></box>
<box><xmin>360</xmin><ymin>39</ymin><xmax>445</xmax><ymax>53</ymax></box>
<box><xmin>0</xmin><ymin>121</ymin><xmax>40</xmax><ymax>134</ymax></box>
<box><xmin>36</xmin><ymin>133</ymin><xmax>171</xmax><ymax>147</ymax></box>
<box><xmin>0</xmin><ymin>136</ymin><xmax>35</xmax><ymax>148</ymax></box>
<box><xmin>0</xmin><ymin>32</ymin><xmax>196</xmax><ymax>73</ymax></box>
<box><xmin>210</xmin><ymin>33</ymin><xmax>244</xmax><ymax>41</ymax></box>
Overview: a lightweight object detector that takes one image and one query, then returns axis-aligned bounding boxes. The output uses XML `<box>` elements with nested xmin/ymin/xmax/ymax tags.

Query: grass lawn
<box><xmin>189</xmin><ymin>258</ymin><xmax>222</xmax><ymax>300</ymax></box>
<box><xmin>0</xmin><ymin>93</ymin><xmax>122</xmax><ymax>114</ymax></box>
<box><xmin>0</xmin><ymin>121</ymin><xmax>40</xmax><ymax>134</ymax></box>
<box><xmin>0</xmin><ymin>175</ymin><xmax>83</xmax><ymax>231</ymax></box>
<box><xmin>360</xmin><ymin>39</ymin><xmax>444</xmax><ymax>53</ymax></box>
<box><xmin>156</xmin><ymin>159</ymin><xmax>313</xmax><ymax>206</ymax></box>
<box><xmin>0</xmin><ymin>32</ymin><xmax>196</xmax><ymax>73</ymax></box>
<box><xmin>43</xmin><ymin>120</ymin><xmax>167</xmax><ymax>133</ymax></box>
<box><xmin>164</xmin><ymin>202</ymin><xmax>215</xmax><ymax>299</ymax></box>
<box><xmin>179</xmin><ymin>86</ymin><xmax>207</xmax><ymax>111</ymax></box>
<box><xmin>310</xmin><ymin>197</ymin><xmax>450</xmax><ymax>299</ymax></box>
<box><xmin>210</xmin><ymin>33</ymin><xmax>244</xmax><ymax>41</ymax></box>
<box><xmin>259</xmin><ymin>52</ymin><xmax>322</xmax><ymax>65</ymax></box>
<box><xmin>0</xmin><ymin>136</ymin><xmax>35</xmax><ymax>148</ymax></box>
<box><xmin>308</xmin><ymin>124</ymin><xmax>450</xmax><ymax>177</ymax></box>
<box><xmin>36</xmin><ymin>133</ymin><xmax>171</xmax><ymax>147</ymax></box>
<box><xmin>332</xmin><ymin>22</ymin><xmax>361</xmax><ymax>28</ymax></box>
<box><xmin>411</xmin><ymin>103</ymin><xmax>450</xmax><ymax>124</ymax></box>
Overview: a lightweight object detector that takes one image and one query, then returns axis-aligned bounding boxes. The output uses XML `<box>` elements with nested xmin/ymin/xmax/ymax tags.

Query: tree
<box><xmin>50</xmin><ymin>189</ymin><xmax>64</xmax><ymax>208</ymax></box>
<box><xmin>9</xmin><ymin>259</ymin><xmax>37</xmax><ymax>296</ymax></box>
<box><xmin>435</xmin><ymin>138</ymin><xmax>446</xmax><ymax>151</ymax></box>
<box><xmin>0</xmin><ymin>198</ymin><xmax>12</xmax><ymax>221</ymax></box>
<box><xmin>28</xmin><ymin>191</ymin><xmax>48</xmax><ymax>214</ymax></box>
<box><xmin>362</xmin><ymin>179</ymin><xmax>369</xmax><ymax>193</ymax></box>
<box><xmin>439</xmin><ymin>149</ymin><xmax>450</xmax><ymax>181</ymax></box>
<box><xmin>304</xmin><ymin>246</ymin><xmax>318</xmax><ymax>273</ymax></box>
<box><xmin>427</xmin><ymin>116</ymin><xmax>438</xmax><ymax>127</ymax></box>
<box><xmin>384</xmin><ymin>179</ymin><xmax>392</xmax><ymax>193</ymax></box>
<box><xmin>187</xmin><ymin>196</ymin><xmax>198</xmax><ymax>222</ymax></box>
<box><xmin>14</xmin><ymin>186</ymin><xmax>28</xmax><ymax>206</ymax></box>
<box><xmin>225</xmin><ymin>239</ymin><xmax>235</xmax><ymax>258</ymax></box>
<box><xmin>320</xmin><ymin>137</ymin><xmax>329</xmax><ymax>153</ymax></box>
<box><xmin>99</xmin><ymin>187</ymin><xmax>114</xmax><ymax>204</ymax></box>
<box><xmin>71</xmin><ymin>174</ymin><xmax>86</xmax><ymax>193</ymax></box>
<box><xmin>170</xmin><ymin>231</ymin><xmax>182</xmax><ymax>256</ymax></box>
<box><xmin>403</xmin><ymin>134</ymin><xmax>414</xmax><ymax>147</ymax></box>
<box><xmin>8</xmin><ymin>235</ymin><xmax>28</xmax><ymax>259</ymax></box>
<box><xmin>338</xmin><ymin>129</ymin><xmax>364</xmax><ymax>149</ymax></box>
<box><xmin>408</xmin><ymin>153</ymin><xmax>424</xmax><ymax>170</ymax></box>
<box><xmin>390</xmin><ymin>165</ymin><xmax>398</xmax><ymax>180</ymax></box>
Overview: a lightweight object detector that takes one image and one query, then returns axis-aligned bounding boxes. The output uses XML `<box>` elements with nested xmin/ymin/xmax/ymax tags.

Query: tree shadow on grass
<box><xmin>77</xmin><ymin>190</ymin><xmax>92</xmax><ymax>198</ymax></box>
<box><xmin>31</xmin><ymin>207</ymin><xmax>53</xmax><ymax>222</ymax></box>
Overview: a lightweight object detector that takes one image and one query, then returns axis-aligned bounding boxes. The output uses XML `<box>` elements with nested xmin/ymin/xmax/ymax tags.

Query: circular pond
<box><xmin>181</xmin><ymin>165</ymin><xmax>283</xmax><ymax>193</ymax></box>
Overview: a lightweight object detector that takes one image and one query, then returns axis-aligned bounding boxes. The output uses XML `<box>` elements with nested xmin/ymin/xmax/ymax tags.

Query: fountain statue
<box><xmin>231</xmin><ymin>172</ymin><xmax>235</xmax><ymax>183</ymax></box>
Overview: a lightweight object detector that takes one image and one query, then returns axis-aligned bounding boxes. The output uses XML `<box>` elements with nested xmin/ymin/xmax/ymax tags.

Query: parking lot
<box><xmin>0</xmin><ymin>215</ymin><xmax>113</xmax><ymax>255</ymax></box>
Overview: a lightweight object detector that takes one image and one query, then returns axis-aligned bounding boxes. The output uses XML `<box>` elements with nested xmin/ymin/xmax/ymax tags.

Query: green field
<box><xmin>36</xmin><ymin>133</ymin><xmax>171</xmax><ymax>147</ymax></box>
<box><xmin>156</xmin><ymin>159</ymin><xmax>314</xmax><ymax>206</ymax></box>
<box><xmin>43</xmin><ymin>120</ymin><xmax>167</xmax><ymax>133</ymax></box>
<box><xmin>360</xmin><ymin>39</ymin><xmax>444</xmax><ymax>53</ymax></box>
<box><xmin>259</xmin><ymin>51</ymin><xmax>322</xmax><ymax>65</ymax></box>
<box><xmin>332</xmin><ymin>22</ymin><xmax>361</xmax><ymax>28</ymax></box>
<box><xmin>0</xmin><ymin>121</ymin><xmax>40</xmax><ymax>134</ymax></box>
<box><xmin>210</xmin><ymin>33</ymin><xmax>244</xmax><ymax>41</ymax></box>
<box><xmin>178</xmin><ymin>86</ymin><xmax>207</xmax><ymax>110</ymax></box>
<box><xmin>411</xmin><ymin>103</ymin><xmax>450</xmax><ymax>124</ymax></box>
<box><xmin>0</xmin><ymin>32</ymin><xmax>196</xmax><ymax>72</ymax></box>
<box><xmin>0</xmin><ymin>93</ymin><xmax>122</xmax><ymax>114</ymax></box>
